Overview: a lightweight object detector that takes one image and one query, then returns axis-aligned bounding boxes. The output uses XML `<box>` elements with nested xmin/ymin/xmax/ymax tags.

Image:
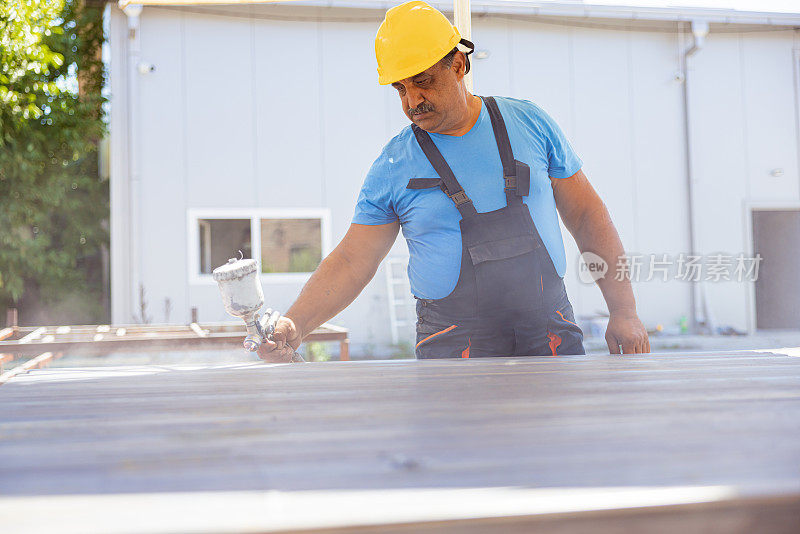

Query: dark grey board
<box><xmin>1</xmin><ymin>351</ymin><xmax>799</xmax><ymax>533</ymax></box>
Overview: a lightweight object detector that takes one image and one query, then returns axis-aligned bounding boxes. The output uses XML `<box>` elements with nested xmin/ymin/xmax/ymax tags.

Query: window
<box><xmin>261</xmin><ymin>219</ymin><xmax>322</xmax><ymax>273</ymax></box>
<box><xmin>188</xmin><ymin>209</ymin><xmax>331</xmax><ymax>284</ymax></box>
<box><xmin>198</xmin><ymin>219</ymin><xmax>251</xmax><ymax>274</ymax></box>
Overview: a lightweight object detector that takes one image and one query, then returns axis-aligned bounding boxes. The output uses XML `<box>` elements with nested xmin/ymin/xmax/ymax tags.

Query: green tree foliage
<box><xmin>0</xmin><ymin>0</ymin><xmax>108</xmax><ymax>324</ymax></box>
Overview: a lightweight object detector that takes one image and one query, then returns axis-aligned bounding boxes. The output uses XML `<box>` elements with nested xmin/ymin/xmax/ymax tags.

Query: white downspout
<box><xmin>453</xmin><ymin>0</ymin><xmax>472</xmax><ymax>93</ymax></box>
<box><xmin>123</xmin><ymin>3</ymin><xmax>142</xmax><ymax>323</ymax></box>
<box><xmin>685</xmin><ymin>20</ymin><xmax>708</xmax><ymax>58</ymax></box>
<box><xmin>681</xmin><ymin>19</ymin><xmax>710</xmax><ymax>334</ymax></box>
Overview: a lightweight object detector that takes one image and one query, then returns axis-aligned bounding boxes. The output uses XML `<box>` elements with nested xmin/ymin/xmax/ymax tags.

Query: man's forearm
<box><xmin>284</xmin><ymin>246</ymin><xmax>378</xmax><ymax>340</ymax></box>
<box><xmin>573</xmin><ymin>204</ymin><xmax>638</xmax><ymax>316</ymax></box>
<box><xmin>553</xmin><ymin>170</ymin><xmax>648</xmax><ymax>353</ymax></box>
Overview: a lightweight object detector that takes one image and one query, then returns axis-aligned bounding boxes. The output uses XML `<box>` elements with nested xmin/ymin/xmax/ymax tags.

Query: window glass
<box><xmin>260</xmin><ymin>219</ymin><xmax>322</xmax><ymax>273</ymax></box>
<box><xmin>198</xmin><ymin>219</ymin><xmax>251</xmax><ymax>274</ymax></box>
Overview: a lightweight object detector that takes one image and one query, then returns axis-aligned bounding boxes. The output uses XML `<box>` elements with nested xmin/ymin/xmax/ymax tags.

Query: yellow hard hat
<box><xmin>375</xmin><ymin>1</ymin><xmax>474</xmax><ymax>85</ymax></box>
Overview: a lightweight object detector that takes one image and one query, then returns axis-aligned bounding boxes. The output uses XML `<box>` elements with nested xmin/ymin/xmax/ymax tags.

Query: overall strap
<box><xmin>483</xmin><ymin>96</ymin><xmax>523</xmax><ymax>206</ymax></box>
<box><xmin>411</xmin><ymin>124</ymin><xmax>478</xmax><ymax>218</ymax></box>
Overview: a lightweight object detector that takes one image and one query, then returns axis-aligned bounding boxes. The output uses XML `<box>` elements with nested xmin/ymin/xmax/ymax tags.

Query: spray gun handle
<box><xmin>256</xmin><ymin>309</ymin><xmax>305</xmax><ymax>363</ymax></box>
<box><xmin>259</xmin><ymin>309</ymin><xmax>282</xmax><ymax>337</ymax></box>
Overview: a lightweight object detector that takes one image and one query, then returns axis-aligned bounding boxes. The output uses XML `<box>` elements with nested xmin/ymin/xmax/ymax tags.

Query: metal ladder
<box><xmin>384</xmin><ymin>257</ymin><xmax>416</xmax><ymax>345</ymax></box>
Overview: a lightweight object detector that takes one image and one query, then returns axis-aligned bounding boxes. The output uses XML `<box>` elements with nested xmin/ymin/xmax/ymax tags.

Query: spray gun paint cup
<box><xmin>212</xmin><ymin>258</ymin><xmax>266</xmax><ymax>351</ymax></box>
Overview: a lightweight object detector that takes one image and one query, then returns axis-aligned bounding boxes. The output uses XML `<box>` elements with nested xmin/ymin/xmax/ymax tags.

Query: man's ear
<box><xmin>451</xmin><ymin>51</ymin><xmax>467</xmax><ymax>78</ymax></box>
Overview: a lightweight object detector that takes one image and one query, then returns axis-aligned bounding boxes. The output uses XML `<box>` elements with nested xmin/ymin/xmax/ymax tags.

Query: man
<box><xmin>259</xmin><ymin>1</ymin><xmax>649</xmax><ymax>361</ymax></box>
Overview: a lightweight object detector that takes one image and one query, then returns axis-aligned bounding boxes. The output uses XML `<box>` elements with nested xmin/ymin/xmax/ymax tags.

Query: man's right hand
<box><xmin>253</xmin><ymin>222</ymin><xmax>399</xmax><ymax>363</ymax></box>
<box><xmin>256</xmin><ymin>316</ymin><xmax>303</xmax><ymax>363</ymax></box>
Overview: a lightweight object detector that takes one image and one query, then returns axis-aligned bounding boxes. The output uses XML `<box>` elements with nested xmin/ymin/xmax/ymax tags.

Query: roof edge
<box><xmin>116</xmin><ymin>1</ymin><xmax>800</xmax><ymax>27</ymax></box>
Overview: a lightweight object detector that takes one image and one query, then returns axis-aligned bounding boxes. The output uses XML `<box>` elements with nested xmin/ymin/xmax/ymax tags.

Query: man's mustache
<box><xmin>408</xmin><ymin>101</ymin><xmax>435</xmax><ymax>116</ymax></box>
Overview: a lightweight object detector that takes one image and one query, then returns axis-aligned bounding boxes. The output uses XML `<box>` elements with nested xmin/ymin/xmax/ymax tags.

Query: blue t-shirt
<box><xmin>352</xmin><ymin>96</ymin><xmax>582</xmax><ymax>299</ymax></box>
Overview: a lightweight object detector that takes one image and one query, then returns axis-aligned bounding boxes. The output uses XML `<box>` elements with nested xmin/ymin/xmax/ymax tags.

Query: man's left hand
<box><xmin>605</xmin><ymin>312</ymin><xmax>650</xmax><ymax>354</ymax></box>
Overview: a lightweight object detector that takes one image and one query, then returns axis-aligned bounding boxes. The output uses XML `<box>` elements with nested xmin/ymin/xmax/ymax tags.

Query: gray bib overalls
<box><xmin>410</xmin><ymin>97</ymin><xmax>585</xmax><ymax>358</ymax></box>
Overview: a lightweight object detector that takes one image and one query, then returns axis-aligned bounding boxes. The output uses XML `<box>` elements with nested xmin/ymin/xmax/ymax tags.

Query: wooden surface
<box><xmin>1</xmin><ymin>351</ymin><xmax>799</xmax><ymax>533</ymax></box>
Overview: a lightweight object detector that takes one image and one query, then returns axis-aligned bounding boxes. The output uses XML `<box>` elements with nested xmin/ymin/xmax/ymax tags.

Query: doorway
<box><xmin>752</xmin><ymin>209</ymin><xmax>800</xmax><ymax>329</ymax></box>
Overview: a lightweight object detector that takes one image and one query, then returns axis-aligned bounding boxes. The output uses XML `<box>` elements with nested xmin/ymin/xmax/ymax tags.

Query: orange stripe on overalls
<box><xmin>415</xmin><ymin>325</ymin><xmax>458</xmax><ymax>349</ymax></box>
<box><xmin>547</xmin><ymin>331</ymin><xmax>562</xmax><ymax>356</ymax></box>
<box><xmin>555</xmin><ymin>309</ymin><xmax>578</xmax><ymax>327</ymax></box>
<box><xmin>461</xmin><ymin>338</ymin><xmax>471</xmax><ymax>358</ymax></box>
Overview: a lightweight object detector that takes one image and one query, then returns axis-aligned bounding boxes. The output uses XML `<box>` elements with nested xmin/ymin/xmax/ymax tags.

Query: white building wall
<box><xmin>687</xmin><ymin>29</ymin><xmax>799</xmax><ymax>332</ymax></box>
<box><xmin>109</xmin><ymin>4</ymin><xmax>799</xmax><ymax>352</ymax></box>
<box><xmin>138</xmin><ymin>8</ymin><xmax>188</xmax><ymax>325</ymax></box>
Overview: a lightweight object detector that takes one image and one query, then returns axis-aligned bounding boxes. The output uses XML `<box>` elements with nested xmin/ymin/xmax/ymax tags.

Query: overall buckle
<box><xmin>448</xmin><ymin>190</ymin><xmax>471</xmax><ymax>206</ymax></box>
<box><xmin>504</xmin><ymin>176</ymin><xmax>516</xmax><ymax>190</ymax></box>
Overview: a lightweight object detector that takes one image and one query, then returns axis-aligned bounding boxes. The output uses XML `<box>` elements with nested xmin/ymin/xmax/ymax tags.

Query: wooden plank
<box><xmin>0</xmin><ymin>356</ymin><xmax>796</xmax><ymax>531</ymax></box>
<box><xmin>0</xmin><ymin>329</ymin><xmax>13</xmax><ymax>372</ymax></box>
<box><xmin>0</xmin><ymin>353</ymin><xmax>798</xmax><ymax>530</ymax></box>
<box><xmin>0</xmin><ymin>353</ymin><xmax>798</xmax><ymax>512</ymax></box>
<box><xmin>0</xmin><ymin>327</ymin><xmax>14</xmax><ymax>342</ymax></box>
<box><xmin>0</xmin><ymin>487</ymin><xmax>797</xmax><ymax>534</ymax></box>
<box><xmin>0</xmin><ymin>324</ymin><xmax>348</xmax><ymax>356</ymax></box>
<box><xmin>0</xmin><ymin>354</ymin><xmax>11</xmax><ymax>374</ymax></box>
<box><xmin>16</xmin><ymin>327</ymin><xmax>46</xmax><ymax>344</ymax></box>
<box><xmin>0</xmin><ymin>352</ymin><xmax>55</xmax><ymax>385</ymax></box>
<box><xmin>304</xmin><ymin>332</ymin><xmax>349</xmax><ymax>343</ymax></box>
<box><xmin>319</xmin><ymin>322</ymin><xmax>349</xmax><ymax>334</ymax></box>
<box><xmin>189</xmin><ymin>322</ymin><xmax>208</xmax><ymax>338</ymax></box>
<box><xmin>4</xmin><ymin>322</ymin><xmax>339</xmax><ymax>337</ymax></box>
<box><xmin>0</xmin><ymin>333</ymin><xmax>240</xmax><ymax>356</ymax></box>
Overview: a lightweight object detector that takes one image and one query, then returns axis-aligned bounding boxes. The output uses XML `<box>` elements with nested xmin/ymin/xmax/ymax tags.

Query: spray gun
<box><xmin>212</xmin><ymin>256</ymin><xmax>304</xmax><ymax>362</ymax></box>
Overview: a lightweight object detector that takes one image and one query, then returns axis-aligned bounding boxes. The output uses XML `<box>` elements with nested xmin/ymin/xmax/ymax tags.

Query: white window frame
<box><xmin>187</xmin><ymin>208</ymin><xmax>332</xmax><ymax>285</ymax></box>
